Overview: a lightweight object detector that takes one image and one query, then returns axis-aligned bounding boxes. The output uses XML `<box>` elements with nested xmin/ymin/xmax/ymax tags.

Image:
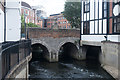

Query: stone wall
<box><xmin>81</xmin><ymin>41</ymin><xmax>119</xmax><ymax>78</ymax></box>
<box><xmin>101</xmin><ymin>41</ymin><xmax>119</xmax><ymax>78</ymax></box>
<box><xmin>31</xmin><ymin>37</ymin><xmax>80</xmax><ymax>62</ymax></box>
<box><xmin>28</xmin><ymin>28</ymin><xmax>80</xmax><ymax>39</ymax></box>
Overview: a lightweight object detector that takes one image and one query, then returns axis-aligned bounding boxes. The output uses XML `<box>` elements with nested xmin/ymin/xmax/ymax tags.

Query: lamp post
<box><xmin>24</xmin><ymin>11</ymin><xmax>28</xmax><ymax>39</ymax></box>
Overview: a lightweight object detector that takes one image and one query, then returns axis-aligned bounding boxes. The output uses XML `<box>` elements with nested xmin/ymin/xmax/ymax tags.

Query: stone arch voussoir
<box><xmin>31</xmin><ymin>39</ymin><xmax>51</xmax><ymax>53</ymax></box>
<box><xmin>57</xmin><ymin>39</ymin><xmax>79</xmax><ymax>54</ymax></box>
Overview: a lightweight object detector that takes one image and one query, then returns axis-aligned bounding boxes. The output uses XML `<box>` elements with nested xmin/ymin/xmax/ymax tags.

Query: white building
<box><xmin>0</xmin><ymin>0</ymin><xmax>21</xmax><ymax>43</ymax></box>
<box><xmin>0</xmin><ymin>0</ymin><xmax>4</xmax><ymax>43</ymax></box>
<box><xmin>81</xmin><ymin>0</ymin><xmax>120</xmax><ymax>42</ymax></box>
<box><xmin>81</xmin><ymin>1</ymin><xmax>120</xmax><ymax>78</ymax></box>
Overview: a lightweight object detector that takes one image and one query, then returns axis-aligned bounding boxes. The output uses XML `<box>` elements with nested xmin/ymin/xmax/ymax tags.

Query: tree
<box><xmin>21</xmin><ymin>15</ymin><xmax>39</xmax><ymax>30</ymax></box>
<box><xmin>21</xmin><ymin>15</ymin><xmax>39</xmax><ymax>37</ymax></box>
<box><xmin>27</xmin><ymin>22</ymin><xmax>39</xmax><ymax>27</ymax></box>
<box><xmin>63</xmin><ymin>1</ymin><xmax>81</xmax><ymax>28</ymax></box>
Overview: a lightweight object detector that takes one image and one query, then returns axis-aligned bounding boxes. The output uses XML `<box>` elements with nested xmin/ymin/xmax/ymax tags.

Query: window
<box><xmin>65</xmin><ymin>21</ymin><xmax>66</xmax><ymax>23</ymax></box>
<box><xmin>114</xmin><ymin>0</ymin><xmax>119</xmax><ymax>3</ymax></box>
<box><xmin>48</xmin><ymin>23</ymin><xmax>50</xmax><ymax>25</ymax></box>
<box><xmin>103</xmin><ymin>0</ymin><xmax>108</xmax><ymax>18</ymax></box>
<box><xmin>84</xmin><ymin>1</ymin><xmax>90</xmax><ymax>13</ymax></box>
<box><xmin>113</xmin><ymin>1</ymin><xmax>120</xmax><ymax>34</ymax></box>
<box><xmin>113</xmin><ymin>16</ymin><xmax>120</xmax><ymax>33</ymax></box>
<box><xmin>28</xmin><ymin>11</ymin><xmax>29</xmax><ymax>15</ymax></box>
<box><xmin>28</xmin><ymin>19</ymin><xmax>29</xmax><ymax>23</ymax></box>
<box><xmin>83</xmin><ymin>21</ymin><xmax>90</xmax><ymax>34</ymax></box>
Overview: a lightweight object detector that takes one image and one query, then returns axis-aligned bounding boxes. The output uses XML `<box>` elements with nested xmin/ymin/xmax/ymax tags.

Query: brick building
<box><xmin>36</xmin><ymin>10</ymin><xmax>44</xmax><ymax>28</ymax></box>
<box><xmin>47</xmin><ymin>12</ymin><xmax>71</xmax><ymax>29</ymax></box>
<box><xmin>21</xmin><ymin>1</ymin><xmax>36</xmax><ymax>24</ymax></box>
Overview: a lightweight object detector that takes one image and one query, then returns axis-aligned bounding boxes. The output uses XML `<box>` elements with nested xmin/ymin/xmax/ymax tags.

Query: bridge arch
<box><xmin>86</xmin><ymin>46</ymin><xmax>102</xmax><ymax>63</ymax></box>
<box><xmin>31</xmin><ymin>41</ymin><xmax>51</xmax><ymax>61</ymax></box>
<box><xmin>57</xmin><ymin>39</ymin><xmax>79</xmax><ymax>52</ymax></box>
<box><xmin>32</xmin><ymin>39</ymin><xmax>51</xmax><ymax>53</ymax></box>
<box><xmin>58</xmin><ymin>41</ymin><xmax>79</xmax><ymax>61</ymax></box>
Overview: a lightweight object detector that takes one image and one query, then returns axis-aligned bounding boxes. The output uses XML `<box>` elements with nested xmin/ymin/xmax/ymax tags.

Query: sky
<box><xmin>22</xmin><ymin>0</ymin><xmax>66</xmax><ymax>17</ymax></box>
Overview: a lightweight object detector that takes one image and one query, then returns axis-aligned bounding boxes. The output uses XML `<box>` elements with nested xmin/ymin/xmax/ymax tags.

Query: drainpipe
<box><xmin>4</xmin><ymin>0</ymin><xmax>6</xmax><ymax>42</ymax></box>
<box><xmin>80</xmin><ymin>4</ymin><xmax>82</xmax><ymax>47</ymax></box>
<box><xmin>105</xmin><ymin>2</ymin><xmax>109</xmax><ymax>42</ymax></box>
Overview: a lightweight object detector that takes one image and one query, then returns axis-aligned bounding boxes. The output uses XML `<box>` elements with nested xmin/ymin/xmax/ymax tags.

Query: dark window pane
<box><xmin>114</xmin><ymin>18</ymin><xmax>117</xmax><ymax>23</ymax></box>
<box><xmin>117</xmin><ymin>17</ymin><xmax>120</xmax><ymax>22</ymax></box>
<box><xmin>114</xmin><ymin>24</ymin><xmax>117</xmax><ymax>32</ymax></box>
<box><xmin>83</xmin><ymin>21</ymin><xmax>90</xmax><ymax>34</ymax></box>
<box><xmin>117</xmin><ymin>23</ymin><xmax>120</xmax><ymax>32</ymax></box>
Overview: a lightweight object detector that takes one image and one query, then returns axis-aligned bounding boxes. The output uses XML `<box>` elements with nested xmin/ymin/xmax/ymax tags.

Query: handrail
<box><xmin>0</xmin><ymin>39</ymin><xmax>31</xmax><ymax>79</ymax></box>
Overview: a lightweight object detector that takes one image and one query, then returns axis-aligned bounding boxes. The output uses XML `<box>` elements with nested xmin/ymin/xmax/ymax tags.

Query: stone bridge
<box><xmin>28</xmin><ymin>28</ymin><xmax>85</xmax><ymax>62</ymax></box>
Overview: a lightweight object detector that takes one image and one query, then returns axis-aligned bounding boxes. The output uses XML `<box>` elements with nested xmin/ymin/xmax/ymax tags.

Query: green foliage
<box><xmin>21</xmin><ymin>15</ymin><xmax>39</xmax><ymax>31</ymax></box>
<box><xmin>27</xmin><ymin>22</ymin><xmax>39</xmax><ymax>27</ymax></box>
<box><xmin>63</xmin><ymin>1</ymin><xmax>81</xmax><ymax>28</ymax></box>
<box><xmin>21</xmin><ymin>15</ymin><xmax>39</xmax><ymax>35</ymax></box>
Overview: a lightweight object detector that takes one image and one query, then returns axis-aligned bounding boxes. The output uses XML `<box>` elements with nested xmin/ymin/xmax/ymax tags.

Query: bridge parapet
<box><xmin>28</xmin><ymin>28</ymin><xmax>80</xmax><ymax>38</ymax></box>
<box><xmin>0</xmin><ymin>40</ymin><xmax>31</xmax><ymax>79</ymax></box>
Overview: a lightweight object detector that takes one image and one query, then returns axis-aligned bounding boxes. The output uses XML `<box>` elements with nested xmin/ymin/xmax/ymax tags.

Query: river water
<box><xmin>29</xmin><ymin>58</ymin><xmax>115</xmax><ymax>80</ymax></box>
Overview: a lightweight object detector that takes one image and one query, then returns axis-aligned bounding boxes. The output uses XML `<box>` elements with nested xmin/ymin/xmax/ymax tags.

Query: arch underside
<box><xmin>31</xmin><ymin>43</ymin><xmax>50</xmax><ymax>61</ymax></box>
<box><xmin>59</xmin><ymin>42</ymin><xmax>79</xmax><ymax>60</ymax></box>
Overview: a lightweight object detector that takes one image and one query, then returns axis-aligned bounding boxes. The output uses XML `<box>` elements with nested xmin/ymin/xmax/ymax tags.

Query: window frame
<box><xmin>84</xmin><ymin>1</ymin><xmax>90</xmax><ymax>13</ymax></box>
<box><xmin>112</xmin><ymin>1</ymin><xmax>120</xmax><ymax>34</ymax></box>
<box><xmin>103</xmin><ymin>1</ymin><xmax>108</xmax><ymax>18</ymax></box>
<box><xmin>83</xmin><ymin>21</ymin><xmax>90</xmax><ymax>34</ymax></box>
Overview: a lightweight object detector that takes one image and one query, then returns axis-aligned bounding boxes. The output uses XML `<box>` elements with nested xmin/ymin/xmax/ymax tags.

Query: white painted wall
<box><xmin>82</xmin><ymin>35</ymin><xmax>120</xmax><ymax>42</ymax></box>
<box><xmin>6</xmin><ymin>0</ymin><xmax>21</xmax><ymax>41</ymax></box>
<box><xmin>90</xmin><ymin>0</ymin><xmax>94</xmax><ymax>20</ymax></box>
<box><xmin>99</xmin><ymin>1</ymin><xmax>102</xmax><ymax>19</ymax></box>
<box><xmin>82</xmin><ymin>35</ymin><xmax>107</xmax><ymax>42</ymax></box>
<box><xmin>108</xmin><ymin>35</ymin><xmax>120</xmax><ymax>42</ymax></box>
<box><xmin>0</xmin><ymin>9</ymin><xmax>4</xmax><ymax>43</ymax></box>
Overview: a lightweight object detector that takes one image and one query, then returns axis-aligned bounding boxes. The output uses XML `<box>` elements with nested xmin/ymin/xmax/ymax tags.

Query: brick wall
<box><xmin>21</xmin><ymin>8</ymin><xmax>35</xmax><ymax>24</ymax></box>
<box><xmin>28</xmin><ymin>28</ymin><xmax>80</xmax><ymax>38</ymax></box>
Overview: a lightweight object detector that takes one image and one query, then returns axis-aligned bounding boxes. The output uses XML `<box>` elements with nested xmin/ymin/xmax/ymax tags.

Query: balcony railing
<box><xmin>0</xmin><ymin>40</ymin><xmax>31</xmax><ymax>79</ymax></box>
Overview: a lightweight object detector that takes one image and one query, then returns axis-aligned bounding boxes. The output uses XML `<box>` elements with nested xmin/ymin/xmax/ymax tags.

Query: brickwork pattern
<box><xmin>28</xmin><ymin>28</ymin><xmax>80</xmax><ymax>39</ymax></box>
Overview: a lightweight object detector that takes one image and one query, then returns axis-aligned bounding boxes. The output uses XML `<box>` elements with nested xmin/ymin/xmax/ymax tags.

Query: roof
<box><xmin>50</xmin><ymin>13</ymin><xmax>60</xmax><ymax>16</ymax></box>
<box><xmin>21</xmin><ymin>1</ymin><xmax>31</xmax><ymax>9</ymax></box>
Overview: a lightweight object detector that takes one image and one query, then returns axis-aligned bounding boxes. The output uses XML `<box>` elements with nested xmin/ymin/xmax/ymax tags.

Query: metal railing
<box><xmin>0</xmin><ymin>39</ymin><xmax>31</xmax><ymax>79</ymax></box>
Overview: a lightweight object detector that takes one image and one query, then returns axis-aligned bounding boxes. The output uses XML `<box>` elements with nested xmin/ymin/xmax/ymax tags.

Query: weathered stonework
<box><xmin>29</xmin><ymin>28</ymin><xmax>80</xmax><ymax>62</ymax></box>
<box><xmin>101</xmin><ymin>41</ymin><xmax>119</xmax><ymax>79</ymax></box>
<box><xmin>81</xmin><ymin>40</ymin><xmax>119</xmax><ymax>79</ymax></box>
<box><xmin>31</xmin><ymin>37</ymin><xmax>80</xmax><ymax>62</ymax></box>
